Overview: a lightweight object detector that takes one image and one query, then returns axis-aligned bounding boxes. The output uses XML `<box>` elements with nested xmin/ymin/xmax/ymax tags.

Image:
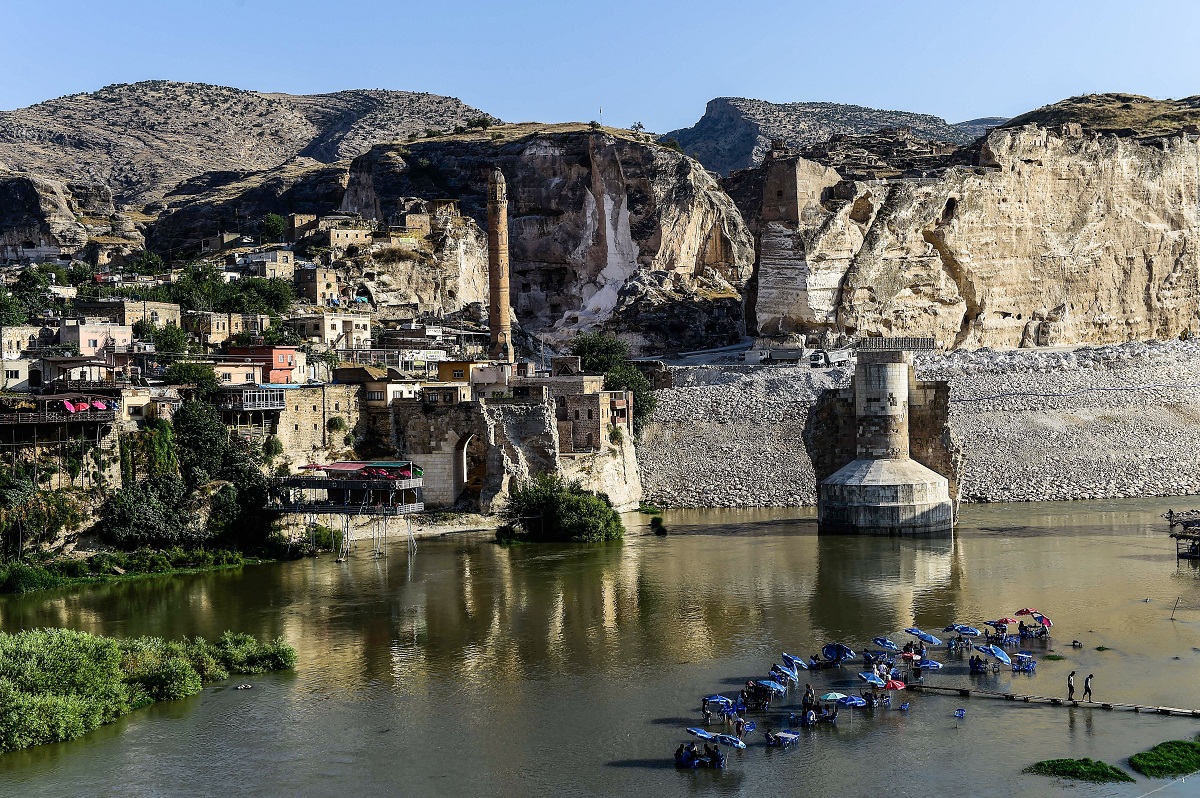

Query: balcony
<box><xmin>214</xmin><ymin>387</ymin><xmax>286</xmax><ymax>411</ymax></box>
<box><xmin>0</xmin><ymin>410</ymin><xmax>116</xmax><ymax>425</ymax></box>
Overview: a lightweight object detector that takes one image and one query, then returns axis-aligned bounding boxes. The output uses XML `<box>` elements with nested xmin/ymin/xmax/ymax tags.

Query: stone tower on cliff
<box><xmin>487</xmin><ymin>167</ymin><xmax>514</xmax><ymax>362</ymax></box>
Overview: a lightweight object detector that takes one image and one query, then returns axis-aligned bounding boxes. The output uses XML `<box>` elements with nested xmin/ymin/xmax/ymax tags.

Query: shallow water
<box><xmin>2</xmin><ymin>499</ymin><xmax>1200</xmax><ymax>797</ymax></box>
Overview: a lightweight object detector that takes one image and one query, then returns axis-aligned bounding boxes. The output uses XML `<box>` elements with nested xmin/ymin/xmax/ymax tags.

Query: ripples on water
<box><xmin>1</xmin><ymin>499</ymin><xmax>1199</xmax><ymax>797</ymax></box>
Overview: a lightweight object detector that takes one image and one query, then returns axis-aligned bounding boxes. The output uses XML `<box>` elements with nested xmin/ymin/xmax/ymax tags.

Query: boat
<box><xmin>715</xmin><ymin>734</ymin><xmax>747</xmax><ymax>749</ymax></box>
<box><xmin>687</xmin><ymin>727</ymin><xmax>716</xmax><ymax>740</ymax></box>
<box><xmin>781</xmin><ymin>652</ymin><xmax>809</xmax><ymax>671</ymax></box>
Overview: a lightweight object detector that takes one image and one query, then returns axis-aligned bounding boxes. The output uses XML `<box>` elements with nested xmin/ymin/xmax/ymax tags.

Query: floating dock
<box><xmin>907</xmin><ymin>683</ymin><xmax>1200</xmax><ymax>717</ymax></box>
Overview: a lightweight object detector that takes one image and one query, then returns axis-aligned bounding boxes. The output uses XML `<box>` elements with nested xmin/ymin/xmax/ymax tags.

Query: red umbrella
<box><xmin>884</xmin><ymin>680</ymin><xmax>906</xmax><ymax>690</ymax></box>
<box><xmin>1014</xmin><ymin>608</ymin><xmax>1038</xmax><ymax>616</ymax></box>
<box><xmin>1034</xmin><ymin>614</ymin><xmax>1053</xmax><ymax>627</ymax></box>
<box><xmin>994</xmin><ymin>617</ymin><xmax>1018</xmax><ymax>625</ymax></box>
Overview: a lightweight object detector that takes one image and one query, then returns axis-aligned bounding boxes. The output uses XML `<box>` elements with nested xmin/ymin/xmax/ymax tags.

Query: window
<box><xmin>574</xmin><ymin>410</ymin><xmax>580</xmax><ymax>420</ymax></box>
<box><xmin>444</xmin><ymin>392</ymin><xmax>455</xmax><ymax>403</ymax></box>
<box><xmin>4</xmin><ymin>370</ymin><xmax>17</xmax><ymax>379</ymax></box>
<box><xmin>452</xmin><ymin>369</ymin><xmax>464</xmax><ymax>380</ymax></box>
<box><xmin>367</xmin><ymin>391</ymin><xmax>384</xmax><ymax>401</ymax></box>
<box><xmin>587</xmin><ymin>409</ymin><xmax>593</xmax><ymax>420</ymax></box>
<box><xmin>88</xmin><ymin>339</ymin><xmax>98</xmax><ymax>349</ymax></box>
<box><xmin>245</xmin><ymin>373</ymin><xmax>254</xmax><ymax>383</ymax></box>
<box><xmin>294</xmin><ymin>424</ymin><xmax>299</xmax><ymax>430</ymax></box>
<box><xmin>221</xmin><ymin>372</ymin><xmax>232</xmax><ymax>382</ymax></box>
<box><xmin>129</xmin><ymin>405</ymin><xmax>143</xmax><ymax>417</ymax></box>
<box><xmin>312</xmin><ymin>405</ymin><xmax>317</xmax><ymax>411</ymax></box>
<box><xmin>334</xmin><ymin>402</ymin><xmax>340</xmax><ymax>411</ymax></box>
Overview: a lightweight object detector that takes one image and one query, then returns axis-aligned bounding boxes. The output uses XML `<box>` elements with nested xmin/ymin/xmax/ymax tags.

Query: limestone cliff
<box><xmin>0</xmin><ymin>174</ymin><xmax>143</xmax><ymax>260</ymax></box>
<box><xmin>341</xmin><ymin>124</ymin><xmax>755</xmax><ymax>353</ymax></box>
<box><xmin>751</xmin><ymin>126</ymin><xmax>1200</xmax><ymax>348</ymax></box>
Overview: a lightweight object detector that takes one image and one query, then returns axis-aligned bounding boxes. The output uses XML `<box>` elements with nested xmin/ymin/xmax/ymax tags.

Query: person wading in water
<box><xmin>1083</xmin><ymin>673</ymin><xmax>1093</xmax><ymax>701</ymax></box>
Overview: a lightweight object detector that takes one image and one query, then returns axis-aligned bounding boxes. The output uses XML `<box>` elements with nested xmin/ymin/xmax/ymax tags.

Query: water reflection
<box><xmin>2</xmin><ymin>498</ymin><xmax>1200</xmax><ymax>798</ymax></box>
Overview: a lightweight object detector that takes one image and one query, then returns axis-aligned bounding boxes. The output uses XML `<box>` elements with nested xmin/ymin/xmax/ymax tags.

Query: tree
<box><xmin>568</xmin><ymin>332</ymin><xmax>629</xmax><ymax>373</ymax></box>
<box><xmin>152</xmin><ymin>324</ymin><xmax>189</xmax><ymax>354</ymax></box>
<box><xmin>588</xmin><ymin>120</ymin><xmax>601</xmax><ymax>131</ymax></box>
<box><xmin>660</xmin><ymin>138</ymin><xmax>684</xmax><ymax>153</ymax></box>
<box><xmin>568</xmin><ymin>333</ymin><xmax>656</xmax><ymax>434</ymax></box>
<box><xmin>126</xmin><ymin>251</ymin><xmax>164</xmax><ymax>275</ymax></box>
<box><xmin>172</xmin><ymin>401</ymin><xmax>230</xmax><ymax>490</ymax></box>
<box><xmin>497</xmin><ymin>474</ymin><xmax>623</xmax><ymax>543</ymax></box>
<box><xmin>630</xmin><ymin>122</ymin><xmax>645</xmax><ymax>133</ymax></box>
<box><xmin>0</xmin><ymin>292</ymin><xmax>26</xmax><ymax>326</ymax></box>
<box><xmin>466</xmin><ymin>116</ymin><xmax>492</xmax><ymax>130</ymax></box>
<box><xmin>260</xmin><ymin>214</ymin><xmax>287</xmax><ymax>242</ymax></box>
<box><xmin>163</xmin><ymin>362</ymin><xmax>219</xmax><ymax>397</ymax></box>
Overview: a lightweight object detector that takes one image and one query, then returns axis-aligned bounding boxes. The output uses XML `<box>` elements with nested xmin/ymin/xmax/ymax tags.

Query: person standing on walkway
<box><xmin>1068</xmin><ymin>671</ymin><xmax>1076</xmax><ymax>701</ymax></box>
<box><xmin>1083</xmin><ymin>674</ymin><xmax>1093</xmax><ymax>701</ymax></box>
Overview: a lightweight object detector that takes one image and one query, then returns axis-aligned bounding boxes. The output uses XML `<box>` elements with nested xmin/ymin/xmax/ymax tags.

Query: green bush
<box><xmin>0</xmin><ymin>562</ymin><xmax>63</xmax><ymax>593</ymax></box>
<box><xmin>0</xmin><ymin>628</ymin><xmax>295</xmax><ymax>753</ymax></box>
<box><xmin>498</xmin><ymin>474</ymin><xmax>623</xmax><ymax>543</ymax></box>
<box><xmin>1024</xmin><ymin>758</ymin><xmax>1133</xmax><ymax>783</ymax></box>
<box><xmin>1130</xmin><ymin>739</ymin><xmax>1200</xmax><ymax>778</ymax></box>
<box><xmin>326</xmin><ymin>416</ymin><xmax>347</xmax><ymax>432</ymax></box>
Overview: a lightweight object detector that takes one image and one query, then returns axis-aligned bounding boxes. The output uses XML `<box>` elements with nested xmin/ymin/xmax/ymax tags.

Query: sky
<box><xmin>4</xmin><ymin>0</ymin><xmax>1200</xmax><ymax>132</ymax></box>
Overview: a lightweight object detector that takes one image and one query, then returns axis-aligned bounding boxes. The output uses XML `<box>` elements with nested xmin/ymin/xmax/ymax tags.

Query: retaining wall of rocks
<box><xmin>636</xmin><ymin>340</ymin><xmax>1200</xmax><ymax>507</ymax></box>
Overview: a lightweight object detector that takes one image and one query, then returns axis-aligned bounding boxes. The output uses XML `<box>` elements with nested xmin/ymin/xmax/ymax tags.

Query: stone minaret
<box><xmin>487</xmin><ymin>167</ymin><xmax>514</xmax><ymax>362</ymax></box>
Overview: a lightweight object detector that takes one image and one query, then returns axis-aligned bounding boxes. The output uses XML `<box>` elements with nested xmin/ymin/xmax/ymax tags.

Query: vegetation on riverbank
<box><xmin>497</xmin><ymin>474</ymin><xmax>624</xmax><ymax>543</ymax></box>
<box><xmin>1024</xmin><ymin>758</ymin><xmax>1134</xmax><ymax>783</ymax></box>
<box><xmin>0</xmin><ymin>548</ymin><xmax>253</xmax><ymax>594</ymax></box>
<box><xmin>0</xmin><ymin>628</ymin><xmax>295</xmax><ymax>753</ymax></box>
<box><xmin>1129</xmin><ymin>739</ymin><xmax>1200</xmax><ymax>778</ymax></box>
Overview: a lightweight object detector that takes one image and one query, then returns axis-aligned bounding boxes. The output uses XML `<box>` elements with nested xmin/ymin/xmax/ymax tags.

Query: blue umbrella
<box><xmin>837</xmin><ymin>694</ymin><xmax>867</xmax><ymax>725</ymax></box>
<box><xmin>858</xmin><ymin>672</ymin><xmax>886</xmax><ymax>687</ymax></box>
<box><xmin>872</xmin><ymin>636</ymin><xmax>901</xmax><ymax>652</ymax></box>
<box><xmin>782</xmin><ymin>652</ymin><xmax>809</xmax><ymax>671</ymax></box>
<box><xmin>756</xmin><ymin>680</ymin><xmax>786</xmax><ymax>695</ymax></box>
<box><xmin>687</xmin><ymin>727</ymin><xmax>715</xmax><ymax>740</ymax></box>
<box><xmin>905</xmin><ymin>627</ymin><xmax>942</xmax><ymax>646</ymax></box>
<box><xmin>976</xmin><ymin>644</ymin><xmax>1011</xmax><ymax>665</ymax></box>
<box><xmin>918</xmin><ymin>659</ymin><xmax>943</xmax><ymax>670</ymax></box>
<box><xmin>955</xmin><ymin>625</ymin><xmax>982</xmax><ymax>637</ymax></box>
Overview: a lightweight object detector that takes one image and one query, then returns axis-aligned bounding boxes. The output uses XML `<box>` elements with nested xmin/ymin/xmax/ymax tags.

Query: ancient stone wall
<box><xmin>273</xmin><ymin>384</ymin><xmax>364</xmax><ymax>464</ymax></box>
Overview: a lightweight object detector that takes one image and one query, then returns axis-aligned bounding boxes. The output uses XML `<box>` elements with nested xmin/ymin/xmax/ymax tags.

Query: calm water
<box><xmin>2</xmin><ymin>500</ymin><xmax>1200</xmax><ymax>797</ymax></box>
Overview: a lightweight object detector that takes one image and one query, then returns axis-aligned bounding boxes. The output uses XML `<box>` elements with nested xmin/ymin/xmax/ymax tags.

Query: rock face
<box><xmin>341</xmin><ymin>125</ymin><xmax>755</xmax><ymax>353</ymax></box>
<box><xmin>749</xmin><ymin>126</ymin><xmax>1200</xmax><ymax>349</ymax></box>
<box><xmin>0</xmin><ymin>174</ymin><xmax>143</xmax><ymax>260</ymax></box>
<box><xmin>0</xmin><ymin>81</ymin><xmax>498</xmax><ymax>205</ymax></box>
<box><xmin>664</xmin><ymin>97</ymin><xmax>979</xmax><ymax>175</ymax></box>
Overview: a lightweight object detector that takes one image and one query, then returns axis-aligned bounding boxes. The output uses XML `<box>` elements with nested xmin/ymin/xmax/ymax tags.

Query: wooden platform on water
<box><xmin>907</xmin><ymin>683</ymin><xmax>1200</xmax><ymax>717</ymax></box>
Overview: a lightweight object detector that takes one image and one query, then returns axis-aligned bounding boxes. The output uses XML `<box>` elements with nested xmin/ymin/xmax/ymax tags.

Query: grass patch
<box><xmin>0</xmin><ymin>548</ymin><xmax>253</xmax><ymax>595</ymax></box>
<box><xmin>1095</xmin><ymin>646</ymin><xmax>1110</xmax><ymax>651</ymax></box>
<box><xmin>0</xmin><ymin>628</ymin><xmax>295</xmax><ymax>753</ymax></box>
<box><xmin>1130</xmin><ymin>739</ymin><xmax>1200</xmax><ymax>778</ymax></box>
<box><xmin>1024</xmin><ymin>758</ymin><xmax>1133</xmax><ymax>783</ymax></box>
<box><xmin>1043</xmin><ymin>654</ymin><xmax>1066</xmax><ymax>661</ymax></box>
<box><xmin>638</xmin><ymin>502</ymin><xmax>663</xmax><ymax>515</ymax></box>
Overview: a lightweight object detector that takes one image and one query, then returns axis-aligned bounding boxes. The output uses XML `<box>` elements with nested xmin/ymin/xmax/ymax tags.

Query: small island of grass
<box><xmin>0</xmin><ymin>628</ymin><xmax>295</xmax><ymax>753</ymax></box>
<box><xmin>1024</xmin><ymin>758</ymin><xmax>1134</xmax><ymax>783</ymax></box>
<box><xmin>496</xmin><ymin>474</ymin><xmax>623</xmax><ymax>543</ymax></box>
<box><xmin>1130</xmin><ymin>739</ymin><xmax>1200</xmax><ymax>778</ymax></box>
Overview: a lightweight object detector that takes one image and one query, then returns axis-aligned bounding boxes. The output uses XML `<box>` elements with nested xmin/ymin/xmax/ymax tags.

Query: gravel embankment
<box><xmin>636</xmin><ymin>340</ymin><xmax>1200</xmax><ymax>507</ymax></box>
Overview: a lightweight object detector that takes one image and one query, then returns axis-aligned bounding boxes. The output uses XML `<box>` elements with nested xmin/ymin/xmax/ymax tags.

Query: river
<box><xmin>2</xmin><ymin>499</ymin><xmax>1199</xmax><ymax>797</ymax></box>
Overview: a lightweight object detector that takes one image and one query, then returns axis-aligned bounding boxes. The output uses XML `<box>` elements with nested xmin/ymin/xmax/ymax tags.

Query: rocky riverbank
<box><xmin>636</xmin><ymin>340</ymin><xmax>1200</xmax><ymax>507</ymax></box>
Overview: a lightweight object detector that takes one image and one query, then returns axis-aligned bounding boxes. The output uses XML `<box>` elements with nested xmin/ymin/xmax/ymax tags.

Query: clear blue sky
<box><xmin>5</xmin><ymin>0</ymin><xmax>1199</xmax><ymax>132</ymax></box>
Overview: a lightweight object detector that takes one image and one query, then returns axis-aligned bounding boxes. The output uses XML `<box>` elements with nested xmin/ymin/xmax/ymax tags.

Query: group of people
<box><xmin>1067</xmin><ymin>671</ymin><xmax>1095</xmax><ymax>702</ymax></box>
<box><xmin>798</xmin><ymin>683</ymin><xmax>838</xmax><ymax>725</ymax></box>
<box><xmin>674</xmin><ymin>742</ymin><xmax>725</xmax><ymax>769</ymax></box>
<box><xmin>968</xmin><ymin>653</ymin><xmax>992</xmax><ymax>673</ymax></box>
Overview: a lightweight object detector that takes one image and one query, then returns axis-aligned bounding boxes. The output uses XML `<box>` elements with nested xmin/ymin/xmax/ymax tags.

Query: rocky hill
<box><xmin>662</xmin><ymin>97</ymin><xmax>981</xmax><ymax>175</ymax></box>
<box><xmin>1003</xmin><ymin>93</ymin><xmax>1200</xmax><ymax>138</ymax></box>
<box><xmin>0</xmin><ymin>80</ymin><xmax>498</xmax><ymax>206</ymax></box>
<box><xmin>953</xmin><ymin>117</ymin><xmax>1008</xmax><ymax>139</ymax></box>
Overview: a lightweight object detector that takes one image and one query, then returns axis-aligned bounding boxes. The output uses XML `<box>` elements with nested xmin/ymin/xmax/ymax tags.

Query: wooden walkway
<box><xmin>907</xmin><ymin>684</ymin><xmax>1200</xmax><ymax>717</ymax></box>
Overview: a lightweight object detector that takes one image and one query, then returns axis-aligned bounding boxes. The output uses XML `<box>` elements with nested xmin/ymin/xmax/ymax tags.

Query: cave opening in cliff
<box><xmin>940</xmin><ymin>197</ymin><xmax>958</xmax><ymax>224</ymax></box>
